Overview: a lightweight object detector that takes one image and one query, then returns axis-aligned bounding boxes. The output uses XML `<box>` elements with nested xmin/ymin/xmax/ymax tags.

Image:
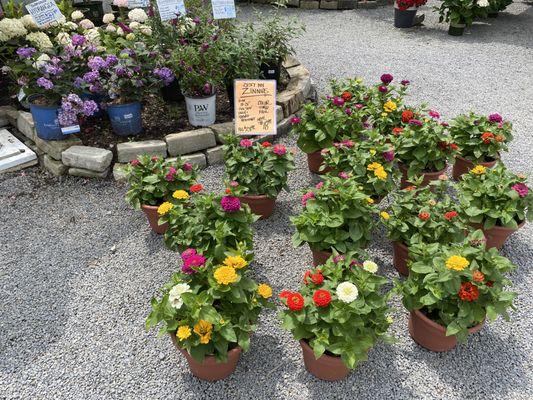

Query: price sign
<box><xmin>211</xmin><ymin>0</ymin><xmax>236</xmax><ymax>19</ymax></box>
<box><xmin>156</xmin><ymin>0</ymin><xmax>186</xmax><ymax>21</ymax></box>
<box><xmin>25</xmin><ymin>0</ymin><xmax>64</xmax><ymax>27</ymax></box>
<box><xmin>128</xmin><ymin>0</ymin><xmax>149</xmax><ymax>8</ymax></box>
<box><xmin>234</xmin><ymin>80</ymin><xmax>277</xmax><ymax>136</ymax></box>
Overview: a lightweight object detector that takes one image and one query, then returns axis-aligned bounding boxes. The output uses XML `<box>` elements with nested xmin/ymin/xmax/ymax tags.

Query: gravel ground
<box><xmin>1</xmin><ymin>3</ymin><xmax>533</xmax><ymax>399</ymax></box>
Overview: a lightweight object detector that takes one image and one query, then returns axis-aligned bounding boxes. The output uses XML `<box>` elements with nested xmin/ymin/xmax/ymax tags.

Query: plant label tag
<box><xmin>156</xmin><ymin>0</ymin><xmax>186</xmax><ymax>21</ymax></box>
<box><xmin>123</xmin><ymin>114</ymin><xmax>133</xmax><ymax>119</ymax></box>
<box><xmin>128</xmin><ymin>0</ymin><xmax>149</xmax><ymax>8</ymax></box>
<box><xmin>234</xmin><ymin>79</ymin><xmax>277</xmax><ymax>136</ymax></box>
<box><xmin>17</xmin><ymin>88</ymin><xmax>26</xmax><ymax>102</ymax></box>
<box><xmin>211</xmin><ymin>0</ymin><xmax>236</xmax><ymax>19</ymax></box>
<box><xmin>26</xmin><ymin>0</ymin><xmax>64</xmax><ymax>27</ymax></box>
<box><xmin>61</xmin><ymin>125</ymin><xmax>80</xmax><ymax>135</ymax></box>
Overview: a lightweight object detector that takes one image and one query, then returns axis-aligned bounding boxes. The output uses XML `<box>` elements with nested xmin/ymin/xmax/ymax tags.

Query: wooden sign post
<box><xmin>234</xmin><ymin>80</ymin><xmax>277</xmax><ymax>136</ymax></box>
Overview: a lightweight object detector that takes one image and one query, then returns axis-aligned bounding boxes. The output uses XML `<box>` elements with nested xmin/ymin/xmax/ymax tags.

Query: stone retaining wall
<box><xmin>0</xmin><ymin>56</ymin><xmax>315</xmax><ymax>181</ymax></box>
<box><xmin>249</xmin><ymin>0</ymin><xmax>390</xmax><ymax>10</ymax></box>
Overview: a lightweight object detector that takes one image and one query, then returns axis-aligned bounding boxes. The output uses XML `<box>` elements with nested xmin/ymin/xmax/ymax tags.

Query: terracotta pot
<box><xmin>392</xmin><ymin>241</ymin><xmax>409</xmax><ymax>276</ymax></box>
<box><xmin>141</xmin><ymin>204</ymin><xmax>168</xmax><ymax>234</ymax></box>
<box><xmin>452</xmin><ymin>155</ymin><xmax>498</xmax><ymax>181</ymax></box>
<box><xmin>310</xmin><ymin>246</ymin><xmax>332</xmax><ymax>267</ymax></box>
<box><xmin>169</xmin><ymin>333</ymin><xmax>241</xmax><ymax>381</ymax></box>
<box><xmin>306</xmin><ymin>151</ymin><xmax>331</xmax><ymax>175</ymax></box>
<box><xmin>240</xmin><ymin>194</ymin><xmax>276</xmax><ymax>219</ymax></box>
<box><xmin>299</xmin><ymin>340</ymin><xmax>350</xmax><ymax>381</ymax></box>
<box><xmin>408</xmin><ymin>309</ymin><xmax>485</xmax><ymax>352</ymax></box>
<box><xmin>399</xmin><ymin>163</ymin><xmax>447</xmax><ymax>189</ymax></box>
<box><xmin>472</xmin><ymin>220</ymin><xmax>525</xmax><ymax>250</ymax></box>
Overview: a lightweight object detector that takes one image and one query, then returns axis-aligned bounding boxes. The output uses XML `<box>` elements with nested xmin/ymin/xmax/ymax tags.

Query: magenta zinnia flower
<box><xmin>273</xmin><ymin>144</ymin><xmax>287</xmax><ymax>156</ymax></box>
<box><xmin>315</xmin><ymin>181</ymin><xmax>324</xmax><ymax>189</ymax></box>
<box><xmin>488</xmin><ymin>113</ymin><xmax>503</xmax><ymax>123</ymax></box>
<box><xmin>355</xmin><ymin>103</ymin><xmax>364</xmax><ymax>110</ymax></box>
<box><xmin>401</xmin><ymin>80</ymin><xmax>410</xmax><ymax>86</ymax></box>
<box><xmin>338</xmin><ymin>172</ymin><xmax>350</xmax><ymax>179</ymax></box>
<box><xmin>511</xmin><ymin>183</ymin><xmax>529</xmax><ymax>198</ymax></box>
<box><xmin>182</xmin><ymin>253</ymin><xmax>206</xmax><ymax>274</ymax></box>
<box><xmin>428</xmin><ymin>110</ymin><xmax>440</xmax><ymax>119</ymax></box>
<box><xmin>380</xmin><ymin>74</ymin><xmax>393</xmax><ymax>84</ymax></box>
<box><xmin>332</xmin><ymin>97</ymin><xmax>345</xmax><ymax>106</ymax></box>
<box><xmin>378</xmin><ymin>85</ymin><xmax>388</xmax><ymax>93</ymax></box>
<box><xmin>221</xmin><ymin>196</ymin><xmax>241</xmax><ymax>212</ymax></box>
<box><xmin>409</xmin><ymin>119</ymin><xmax>423</xmax><ymax>126</ymax></box>
<box><xmin>290</xmin><ymin>116</ymin><xmax>301</xmax><ymax>125</ymax></box>
<box><xmin>183</xmin><ymin>162</ymin><xmax>192</xmax><ymax>171</ymax></box>
<box><xmin>240</xmin><ymin>139</ymin><xmax>253</xmax><ymax>148</ymax></box>
<box><xmin>382</xmin><ymin>150</ymin><xmax>395</xmax><ymax>162</ymax></box>
<box><xmin>301</xmin><ymin>191</ymin><xmax>315</xmax><ymax>207</ymax></box>
<box><xmin>181</xmin><ymin>248</ymin><xmax>197</xmax><ymax>261</ymax></box>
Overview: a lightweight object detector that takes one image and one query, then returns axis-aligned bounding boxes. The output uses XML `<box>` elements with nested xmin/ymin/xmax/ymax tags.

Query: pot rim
<box><xmin>28</xmin><ymin>94</ymin><xmax>59</xmax><ymax>109</ymax></box>
<box><xmin>107</xmin><ymin>101</ymin><xmax>141</xmax><ymax>108</ymax></box>
<box><xmin>141</xmin><ymin>203</ymin><xmax>161</xmax><ymax>210</ymax></box>
<box><xmin>399</xmin><ymin>162</ymin><xmax>448</xmax><ymax>175</ymax></box>
<box><xmin>473</xmin><ymin>219</ymin><xmax>525</xmax><ymax>231</ymax></box>
<box><xmin>455</xmin><ymin>153</ymin><xmax>500</xmax><ymax>165</ymax></box>
<box><xmin>299</xmin><ymin>339</ymin><xmax>342</xmax><ymax>361</ymax></box>
<box><xmin>393</xmin><ymin>240</ymin><xmax>409</xmax><ymax>250</ymax></box>
<box><xmin>412</xmin><ymin>309</ymin><xmax>485</xmax><ymax>334</ymax></box>
<box><xmin>183</xmin><ymin>92</ymin><xmax>217</xmax><ymax>100</ymax></box>
<box><xmin>240</xmin><ymin>194</ymin><xmax>277</xmax><ymax>200</ymax></box>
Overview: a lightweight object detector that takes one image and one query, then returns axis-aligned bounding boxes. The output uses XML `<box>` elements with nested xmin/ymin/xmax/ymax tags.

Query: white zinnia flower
<box><xmin>25</xmin><ymin>32</ymin><xmax>53</xmax><ymax>50</ymax></box>
<box><xmin>103</xmin><ymin>13</ymin><xmax>115</xmax><ymax>24</ymax></box>
<box><xmin>362</xmin><ymin>260</ymin><xmax>378</xmax><ymax>274</ymax></box>
<box><xmin>21</xmin><ymin>15</ymin><xmax>38</xmax><ymax>29</ymax></box>
<box><xmin>478</xmin><ymin>0</ymin><xmax>489</xmax><ymax>6</ymax></box>
<box><xmin>336</xmin><ymin>282</ymin><xmax>359</xmax><ymax>303</ymax></box>
<box><xmin>0</xmin><ymin>18</ymin><xmax>27</xmax><ymax>41</ymax></box>
<box><xmin>79</xmin><ymin>19</ymin><xmax>95</xmax><ymax>30</ymax></box>
<box><xmin>129</xmin><ymin>21</ymin><xmax>140</xmax><ymax>29</ymax></box>
<box><xmin>71</xmin><ymin>10</ymin><xmax>84</xmax><ymax>21</ymax></box>
<box><xmin>128</xmin><ymin>8</ymin><xmax>148</xmax><ymax>23</ymax></box>
<box><xmin>168</xmin><ymin>283</ymin><xmax>191</xmax><ymax>309</ymax></box>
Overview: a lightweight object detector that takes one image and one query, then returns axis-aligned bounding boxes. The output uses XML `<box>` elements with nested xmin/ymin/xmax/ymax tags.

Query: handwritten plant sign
<box><xmin>234</xmin><ymin>80</ymin><xmax>277</xmax><ymax>136</ymax></box>
<box><xmin>156</xmin><ymin>0</ymin><xmax>186</xmax><ymax>21</ymax></box>
<box><xmin>211</xmin><ymin>0</ymin><xmax>236</xmax><ymax>20</ymax></box>
<box><xmin>25</xmin><ymin>0</ymin><xmax>64</xmax><ymax>27</ymax></box>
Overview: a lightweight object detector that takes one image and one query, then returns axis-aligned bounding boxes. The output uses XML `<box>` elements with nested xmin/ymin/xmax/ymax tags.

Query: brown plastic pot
<box><xmin>299</xmin><ymin>340</ymin><xmax>350</xmax><ymax>381</ymax></box>
<box><xmin>392</xmin><ymin>241</ymin><xmax>409</xmax><ymax>276</ymax></box>
<box><xmin>472</xmin><ymin>220</ymin><xmax>525</xmax><ymax>250</ymax></box>
<box><xmin>169</xmin><ymin>333</ymin><xmax>242</xmax><ymax>381</ymax></box>
<box><xmin>310</xmin><ymin>246</ymin><xmax>332</xmax><ymax>266</ymax></box>
<box><xmin>399</xmin><ymin>163</ymin><xmax>447</xmax><ymax>189</ymax></box>
<box><xmin>408</xmin><ymin>309</ymin><xmax>485</xmax><ymax>352</ymax></box>
<box><xmin>240</xmin><ymin>194</ymin><xmax>276</xmax><ymax>220</ymax></box>
<box><xmin>307</xmin><ymin>150</ymin><xmax>331</xmax><ymax>175</ymax></box>
<box><xmin>452</xmin><ymin>155</ymin><xmax>498</xmax><ymax>181</ymax></box>
<box><xmin>141</xmin><ymin>204</ymin><xmax>168</xmax><ymax>234</ymax></box>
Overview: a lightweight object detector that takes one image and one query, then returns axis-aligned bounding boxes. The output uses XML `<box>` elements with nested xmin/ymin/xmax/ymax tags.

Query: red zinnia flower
<box><xmin>225</xmin><ymin>188</ymin><xmax>231</xmax><ymax>194</ymax></box>
<box><xmin>438</xmin><ymin>141</ymin><xmax>448</xmax><ymax>150</ymax></box>
<box><xmin>392</xmin><ymin>127</ymin><xmax>404</xmax><ymax>136</ymax></box>
<box><xmin>151</xmin><ymin>156</ymin><xmax>159</xmax><ymax>162</ymax></box>
<box><xmin>262</xmin><ymin>141</ymin><xmax>272</xmax><ymax>147</ymax></box>
<box><xmin>472</xmin><ymin>271</ymin><xmax>485</xmax><ymax>282</ymax></box>
<box><xmin>495</xmin><ymin>135</ymin><xmax>505</xmax><ymax>142</ymax></box>
<box><xmin>449</xmin><ymin>143</ymin><xmax>459</xmax><ymax>151</ymax></box>
<box><xmin>279</xmin><ymin>290</ymin><xmax>292</xmax><ymax>299</ymax></box>
<box><xmin>311</xmin><ymin>272</ymin><xmax>324</xmax><ymax>285</ymax></box>
<box><xmin>444</xmin><ymin>210</ymin><xmax>458</xmax><ymax>220</ymax></box>
<box><xmin>486</xmin><ymin>281</ymin><xmax>494</xmax><ymax>287</ymax></box>
<box><xmin>190</xmin><ymin>184</ymin><xmax>203</xmax><ymax>193</ymax></box>
<box><xmin>458</xmin><ymin>282</ymin><xmax>479</xmax><ymax>302</ymax></box>
<box><xmin>287</xmin><ymin>292</ymin><xmax>305</xmax><ymax>311</ymax></box>
<box><xmin>341</xmin><ymin>91</ymin><xmax>352</xmax><ymax>101</ymax></box>
<box><xmin>402</xmin><ymin>110</ymin><xmax>414</xmax><ymax>123</ymax></box>
<box><xmin>312</xmin><ymin>289</ymin><xmax>332</xmax><ymax>307</ymax></box>
<box><xmin>481</xmin><ymin>132</ymin><xmax>495</xmax><ymax>144</ymax></box>
<box><xmin>418</xmin><ymin>212</ymin><xmax>430</xmax><ymax>221</ymax></box>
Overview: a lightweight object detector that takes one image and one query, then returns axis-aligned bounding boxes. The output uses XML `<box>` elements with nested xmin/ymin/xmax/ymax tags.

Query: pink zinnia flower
<box><xmin>130</xmin><ymin>159</ymin><xmax>139</xmax><ymax>166</ymax></box>
<box><xmin>345</xmin><ymin>108</ymin><xmax>352</xmax><ymax>116</ymax></box>
<box><xmin>333</xmin><ymin>255</ymin><xmax>345</xmax><ymax>263</ymax></box>
<box><xmin>221</xmin><ymin>196</ymin><xmax>241</xmax><ymax>212</ymax></box>
<box><xmin>181</xmin><ymin>248</ymin><xmax>197</xmax><ymax>261</ymax></box>
<box><xmin>230</xmin><ymin>180</ymin><xmax>239</xmax><ymax>187</ymax></box>
<box><xmin>290</xmin><ymin>116</ymin><xmax>301</xmax><ymax>125</ymax></box>
<box><xmin>182</xmin><ymin>253</ymin><xmax>206</xmax><ymax>274</ymax></box>
<box><xmin>383</xmin><ymin>150</ymin><xmax>395</xmax><ymax>162</ymax></box>
<box><xmin>511</xmin><ymin>183</ymin><xmax>529</xmax><ymax>198</ymax></box>
<box><xmin>315</xmin><ymin>181</ymin><xmax>324</xmax><ymax>189</ymax></box>
<box><xmin>151</xmin><ymin>156</ymin><xmax>159</xmax><ymax>162</ymax></box>
<box><xmin>320</xmin><ymin>148</ymin><xmax>330</xmax><ymax>155</ymax></box>
<box><xmin>338</xmin><ymin>172</ymin><xmax>350</xmax><ymax>179</ymax></box>
<box><xmin>273</xmin><ymin>144</ymin><xmax>287</xmax><ymax>156</ymax></box>
<box><xmin>165</xmin><ymin>167</ymin><xmax>176</xmax><ymax>181</ymax></box>
<box><xmin>240</xmin><ymin>139</ymin><xmax>253</xmax><ymax>148</ymax></box>
<box><xmin>428</xmin><ymin>110</ymin><xmax>440</xmax><ymax>119</ymax></box>
<box><xmin>355</xmin><ymin>103</ymin><xmax>364</xmax><ymax>110</ymax></box>
<box><xmin>409</xmin><ymin>119</ymin><xmax>423</xmax><ymax>126</ymax></box>
<box><xmin>183</xmin><ymin>162</ymin><xmax>193</xmax><ymax>171</ymax></box>
<box><xmin>301</xmin><ymin>191</ymin><xmax>315</xmax><ymax>207</ymax></box>
<box><xmin>332</xmin><ymin>97</ymin><xmax>345</xmax><ymax>106</ymax></box>
<box><xmin>341</xmin><ymin>139</ymin><xmax>355</xmax><ymax>148</ymax></box>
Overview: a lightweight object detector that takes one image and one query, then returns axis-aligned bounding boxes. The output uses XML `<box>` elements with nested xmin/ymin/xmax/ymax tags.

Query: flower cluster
<box><xmin>58</xmin><ymin>94</ymin><xmax>98</xmax><ymax>126</ymax></box>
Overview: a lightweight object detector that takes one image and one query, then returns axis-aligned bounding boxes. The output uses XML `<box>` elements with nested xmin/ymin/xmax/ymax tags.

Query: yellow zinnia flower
<box><xmin>445</xmin><ymin>255</ymin><xmax>469</xmax><ymax>271</ymax></box>
<box><xmin>428</xmin><ymin>199</ymin><xmax>437</xmax><ymax>206</ymax></box>
<box><xmin>366</xmin><ymin>197</ymin><xmax>375</xmax><ymax>204</ymax></box>
<box><xmin>383</xmin><ymin>100</ymin><xmax>397</xmax><ymax>113</ymax></box>
<box><xmin>157</xmin><ymin>201</ymin><xmax>173</xmax><ymax>215</ymax></box>
<box><xmin>381</xmin><ymin>112</ymin><xmax>388</xmax><ymax>117</ymax></box>
<box><xmin>257</xmin><ymin>283</ymin><xmax>273</xmax><ymax>299</ymax></box>
<box><xmin>172</xmin><ymin>190</ymin><xmax>189</xmax><ymax>200</ymax></box>
<box><xmin>176</xmin><ymin>325</ymin><xmax>191</xmax><ymax>341</ymax></box>
<box><xmin>380</xmin><ymin>211</ymin><xmax>390</xmax><ymax>220</ymax></box>
<box><xmin>214</xmin><ymin>266</ymin><xmax>238</xmax><ymax>285</ymax></box>
<box><xmin>193</xmin><ymin>320</ymin><xmax>213</xmax><ymax>344</ymax></box>
<box><xmin>367</xmin><ymin>162</ymin><xmax>383</xmax><ymax>171</ymax></box>
<box><xmin>374</xmin><ymin>167</ymin><xmax>388</xmax><ymax>180</ymax></box>
<box><xmin>471</xmin><ymin>165</ymin><xmax>486</xmax><ymax>175</ymax></box>
<box><xmin>369</xmin><ymin>149</ymin><xmax>377</xmax><ymax>156</ymax></box>
<box><xmin>223</xmin><ymin>255</ymin><xmax>247</xmax><ymax>269</ymax></box>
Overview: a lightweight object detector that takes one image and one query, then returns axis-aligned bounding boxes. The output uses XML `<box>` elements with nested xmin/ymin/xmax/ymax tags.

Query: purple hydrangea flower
<box><xmin>36</xmin><ymin>77</ymin><xmax>54</xmax><ymax>90</ymax></box>
<box><xmin>88</xmin><ymin>56</ymin><xmax>106</xmax><ymax>71</ymax></box>
<box><xmin>82</xmin><ymin>100</ymin><xmax>98</xmax><ymax>116</ymax></box>
<box><xmin>115</xmin><ymin>66</ymin><xmax>127</xmax><ymax>77</ymax></box>
<box><xmin>71</xmin><ymin>34</ymin><xmax>86</xmax><ymax>47</ymax></box>
<box><xmin>16</xmin><ymin>47</ymin><xmax>36</xmax><ymax>59</ymax></box>
<box><xmin>83</xmin><ymin>71</ymin><xmax>99</xmax><ymax>83</ymax></box>
<box><xmin>153</xmin><ymin>67</ymin><xmax>175</xmax><ymax>86</ymax></box>
<box><xmin>44</xmin><ymin>64</ymin><xmax>63</xmax><ymax>76</ymax></box>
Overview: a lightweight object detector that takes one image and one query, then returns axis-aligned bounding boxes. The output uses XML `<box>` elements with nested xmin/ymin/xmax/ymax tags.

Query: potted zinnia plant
<box><xmin>398</xmin><ymin>231</ymin><xmax>517</xmax><ymax>352</ymax></box>
<box><xmin>223</xmin><ymin>136</ymin><xmax>295</xmax><ymax>219</ymax></box>
<box><xmin>391</xmin><ymin>112</ymin><xmax>458</xmax><ymax>188</ymax></box>
<box><xmin>124</xmin><ymin>155</ymin><xmax>199</xmax><ymax>234</ymax></box>
<box><xmin>291</xmin><ymin>176</ymin><xmax>378</xmax><ymax>266</ymax></box>
<box><xmin>161</xmin><ymin>191</ymin><xmax>258</xmax><ymax>260</ymax></box>
<box><xmin>279</xmin><ymin>253</ymin><xmax>393</xmax><ymax>381</ymax></box>
<box><xmin>457</xmin><ymin>163</ymin><xmax>532</xmax><ymax>249</ymax></box>
<box><xmin>449</xmin><ymin>112</ymin><xmax>513</xmax><ymax>180</ymax></box>
<box><xmin>394</xmin><ymin>0</ymin><xmax>427</xmax><ymax>28</ymax></box>
<box><xmin>381</xmin><ymin>178</ymin><xmax>469</xmax><ymax>276</ymax></box>
<box><xmin>147</xmin><ymin>248</ymin><xmax>273</xmax><ymax>381</ymax></box>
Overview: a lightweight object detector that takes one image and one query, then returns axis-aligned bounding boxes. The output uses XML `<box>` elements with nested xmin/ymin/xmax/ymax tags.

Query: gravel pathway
<box><xmin>1</xmin><ymin>3</ymin><xmax>532</xmax><ymax>399</ymax></box>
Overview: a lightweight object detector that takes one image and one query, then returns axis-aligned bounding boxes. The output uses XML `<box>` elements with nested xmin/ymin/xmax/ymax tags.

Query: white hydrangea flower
<box><xmin>116</xmin><ymin>27</ymin><xmax>124</xmax><ymax>36</ymax></box>
<box><xmin>140</xmin><ymin>26</ymin><xmax>152</xmax><ymax>36</ymax></box>
<box><xmin>105</xmin><ymin>24</ymin><xmax>117</xmax><ymax>33</ymax></box>
<box><xmin>0</xmin><ymin>18</ymin><xmax>27</xmax><ymax>41</ymax></box>
<box><xmin>128</xmin><ymin>8</ymin><xmax>148</xmax><ymax>23</ymax></box>
<box><xmin>168</xmin><ymin>283</ymin><xmax>191</xmax><ymax>309</ymax></box>
<box><xmin>79</xmin><ymin>19</ymin><xmax>95</xmax><ymax>30</ymax></box>
<box><xmin>21</xmin><ymin>15</ymin><xmax>38</xmax><ymax>29</ymax></box>
<box><xmin>478</xmin><ymin>0</ymin><xmax>489</xmax><ymax>6</ymax></box>
<box><xmin>56</xmin><ymin>31</ymin><xmax>71</xmax><ymax>45</ymax></box>
<box><xmin>125</xmin><ymin>33</ymin><xmax>135</xmax><ymax>40</ymax></box>
<box><xmin>362</xmin><ymin>260</ymin><xmax>378</xmax><ymax>274</ymax></box>
<box><xmin>86</xmin><ymin>28</ymin><xmax>100</xmax><ymax>45</ymax></box>
<box><xmin>71</xmin><ymin>10</ymin><xmax>84</xmax><ymax>21</ymax></box>
<box><xmin>336</xmin><ymin>282</ymin><xmax>359</xmax><ymax>303</ymax></box>
<box><xmin>102</xmin><ymin>13</ymin><xmax>115</xmax><ymax>24</ymax></box>
<box><xmin>32</xmin><ymin>53</ymin><xmax>51</xmax><ymax>69</ymax></box>
<box><xmin>129</xmin><ymin>21</ymin><xmax>140</xmax><ymax>29</ymax></box>
<box><xmin>25</xmin><ymin>32</ymin><xmax>53</xmax><ymax>50</ymax></box>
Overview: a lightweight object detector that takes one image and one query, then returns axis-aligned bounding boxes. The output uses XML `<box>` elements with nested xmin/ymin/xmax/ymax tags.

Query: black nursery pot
<box><xmin>448</xmin><ymin>23</ymin><xmax>465</xmax><ymax>36</ymax></box>
<box><xmin>260</xmin><ymin>61</ymin><xmax>281</xmax><ymax>83</ymax></box>
<box><xmin>226</xmin><ymin>81</ymin><xmax>235</xmax><ymax>114</ymax></box>
<box><xmin>72</xmin><ymin>1</ymin><xmax>105</xmax><ymax>26</ymax></box>
<box><xmin>161</xmin><ymin>80</ymin><xmax>184</xmax><ymax>103</ymax></box>
<box><xmin>394</xmin><ymin>7</ymin><xmax>417</xmax><ymax>28</ymax></box>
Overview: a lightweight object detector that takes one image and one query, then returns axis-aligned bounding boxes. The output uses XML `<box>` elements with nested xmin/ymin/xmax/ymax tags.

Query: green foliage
<box><xmin>457</xmin><ymin>162</ymin><xmax>533</xmax><ymax>228</ymax></box>
<box><xmin>3</xmin><ymin>0</ymin><xmax>25</xmax><ymax>18</ymax></box>
<box><xmin>382</xmin><ymin>179</ymin><xmax>469</xmax><ymax>245</ymax></box>
<box><xmin>223</xmin><ymin>135</ymin><xmax>295</xmax><ymax>198</ymax></box>
<box><xmin>124</xmin><ymin>154</ymin><xmax>198</xmax><ymax>209</ymax></box>
<box><xmin>279</xmin><ymin>255</ymin><xmax>393</xmax><ymax>369</ymax></box>
<box><xmin>291</xmin><ymin>176</ymin><xmax>378</xmax><ymax>253</ymax></box>
<box><xmin>397</xmin><ymin>231</ymin><xmax>517</xmax><ymax>342</ymax></box>
<box><xmin>449</xmin><ymin>112</ymin><xmax>513</xmax><ymax>163</ymax></box>
<box><xmin>162</xmin><ymin>192</ymin><xmax>258</xmax><ymax>260</ymax></box>
<box><xmin>435</xmin><ymin>0</ymin><xmax>477</xmax><ymax>26</ymax></box>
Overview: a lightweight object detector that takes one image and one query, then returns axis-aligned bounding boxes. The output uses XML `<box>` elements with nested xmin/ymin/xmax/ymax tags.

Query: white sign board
<box><xmin>156</xmin><ymin>0</ymin><xmax>186</xmax><ymax>21</ymax></box>
<box><xmin>0</xmin><ymin>129</ymin><xmax>37</xmax><ymax>173</ymax></box>
<box><xmin>128</xmin><ymin>0</ymin><xmax>149</xmax><ymax>8</ymax></box>
<box><xmin>25</xmin><ymin>0</ymin><xmax>63</xmax><ymax>27</ymax></box>
<box><xmin>211</xmin><ymin>0</ymin><xmax>235</xmax><ymax>19</ymax></box>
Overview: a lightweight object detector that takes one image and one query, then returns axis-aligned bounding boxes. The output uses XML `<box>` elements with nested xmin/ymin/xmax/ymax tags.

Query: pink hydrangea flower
<box><xmin>511</xmin><ymin>183</ymin><xmax>529</xmax><ymax>198</ymax></box>
<box><xmin>273</xmin><ymin>144</ymin><xmax>287</xmax><ymax>156</ymax></box>
<box><xmin>301</xmin><ymin>191</ymin><xmax>315</xmax><ymax>207</ymax></box>
<box><xmin>240</xmin><ymin>139</ymin><xmax>253</xmax><ymax>148</ymax></box>
<box><xmin>221</xmin><ymin>196</ymin><xmax>241</xmax><ymax>212</ymax></box>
